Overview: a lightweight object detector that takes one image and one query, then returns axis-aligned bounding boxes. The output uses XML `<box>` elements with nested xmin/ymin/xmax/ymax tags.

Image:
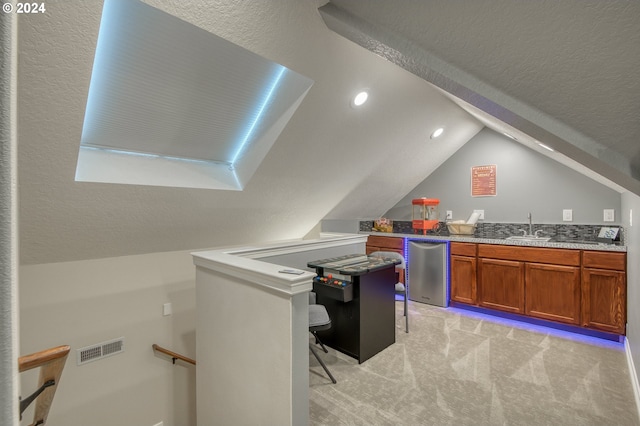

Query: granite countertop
<box><xmin>365</xmin><ymin>231</ymin><xmax>627</xmax><ymax>252</ymax></box>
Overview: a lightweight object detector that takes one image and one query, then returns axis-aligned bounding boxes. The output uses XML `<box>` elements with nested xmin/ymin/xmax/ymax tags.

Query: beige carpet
<box><xmin>310</xmin><ymin>301</ymin><xmax>639</xmax><ymax>425</ymax></box>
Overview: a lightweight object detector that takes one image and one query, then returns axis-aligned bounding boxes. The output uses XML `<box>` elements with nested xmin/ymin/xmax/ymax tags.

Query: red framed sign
<box><xmin>471</xmin><ymin>164</ymin><xmax>496</xmax><ymax>197</ymax></box>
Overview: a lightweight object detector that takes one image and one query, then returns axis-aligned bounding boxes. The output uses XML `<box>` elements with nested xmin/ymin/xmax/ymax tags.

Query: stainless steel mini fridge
<box><xmin>408</xmin><ymin>241</ymin><xmax>448</xmax><ymax>307</ymax></box>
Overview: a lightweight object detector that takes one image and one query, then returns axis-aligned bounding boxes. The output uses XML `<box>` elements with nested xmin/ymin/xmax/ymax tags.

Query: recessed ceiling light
<box><xmin>431</xmin><ymin>127</ymin><xmax>444</xmax><ymax>139</ymax></box>
<box><xmin>536</xmin><ymin>142</ymin><xmax>554</xmax><ymax>152</ymax></box>
<box><xmin>351</xmin><ymin>91</ymin><xmax>368</xmax><ymax>107</ymax></box>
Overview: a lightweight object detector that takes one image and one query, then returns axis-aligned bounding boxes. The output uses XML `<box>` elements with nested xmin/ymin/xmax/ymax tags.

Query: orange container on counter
<box><xmin>412</xmin><ymin>198</ymin><xmax>440</xmax><ymax>234</ymax></box>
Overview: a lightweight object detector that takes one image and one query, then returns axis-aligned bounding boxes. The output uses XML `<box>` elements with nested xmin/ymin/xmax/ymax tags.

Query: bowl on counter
<box><xmin>446</xmin><ymin>222</ymin><xmax>477</xmax><ymax>235</ymax></box>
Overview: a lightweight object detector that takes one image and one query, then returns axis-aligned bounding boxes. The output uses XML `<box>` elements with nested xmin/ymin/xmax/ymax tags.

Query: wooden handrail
<box><xmin>19</xmin><ymin>345</ymin><xmax>70</xmax><ymax>373</ymax></box>
<box><xmin>18</xmin><ymin>345</ymin><xmax>70</xmax><ymax>426</ymax></box>
<box><xmin>152</xmin><ymin>344</ymin><xmax>196</xmax><ymax>365</ymax></box>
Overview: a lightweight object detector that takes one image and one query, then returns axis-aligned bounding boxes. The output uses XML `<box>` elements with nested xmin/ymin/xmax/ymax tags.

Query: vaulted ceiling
<box><xmin>320</xmin><ymin>0</ymin><xmax>640</xmax><ymax>194</ymax></box>
<box><xmin>17</xmin><ymin>0</ymin><xmax>637</xmax><ymax>264</ymax></box>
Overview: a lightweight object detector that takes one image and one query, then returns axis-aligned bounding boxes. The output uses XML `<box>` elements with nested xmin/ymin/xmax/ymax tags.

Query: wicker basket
<box><xmin>447</xmin><ymin>223</ymin><xmax>477</xmax><ymax>235</ymax></box>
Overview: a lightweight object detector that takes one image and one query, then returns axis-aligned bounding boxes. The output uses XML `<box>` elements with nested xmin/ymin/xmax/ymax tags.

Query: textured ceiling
<box><xmin>320</xmin><ymin>0</ymin><xmax>640</xmax><ymax>194</ymax></box>
<box><xmin>17</xmin><ymin>0</ymin><xmax>482</xmax><ymax>264</ymax></box>
<box><xmin>21</xmin><ymin>0</ymin><xmax>634</xmax><ymax>265</ymax></box>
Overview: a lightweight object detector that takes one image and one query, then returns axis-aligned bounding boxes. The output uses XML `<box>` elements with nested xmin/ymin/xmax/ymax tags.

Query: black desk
<box><xmin>307</xmin><ymin>254</ymin><xmax>399</xmax><ymax>364</ymax></box>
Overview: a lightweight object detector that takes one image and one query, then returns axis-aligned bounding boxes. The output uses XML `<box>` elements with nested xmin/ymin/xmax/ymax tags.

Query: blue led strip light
<box><xmin>81</xmin><ymin>146</ymin><xmax>228</xmax><ymax>165</ymax></box>
<box><xmin>445</xmin><ymin>241</ymin><xmax>451</xmax><ymax>305</ymax></box>
<box><xmin>403</xmin><ymin>238</ymin><xmax>409</xmax><ymax>298</ymax></box>
<box><xmin>231</xmin><ymin>66</ymin><xmax>287</xmax><ymax>165</ymax></box>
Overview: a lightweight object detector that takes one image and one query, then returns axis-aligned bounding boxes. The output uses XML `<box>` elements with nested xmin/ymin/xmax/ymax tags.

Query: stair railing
<box><xmin>18</xmin><ymin>344</ymin><xmax>70</xmax><ymax>426</ymax></box>
<box><xmin>152</xmin><ymin>344</ymin><xmax>196</xmax><ymax>365</ymax></box>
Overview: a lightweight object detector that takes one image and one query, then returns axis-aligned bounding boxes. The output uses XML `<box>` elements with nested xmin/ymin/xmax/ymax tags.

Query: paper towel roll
<box><xmin>466</xmin><ymin>212</ymin><xmax>481</xmax><ymax>225</ymax></box>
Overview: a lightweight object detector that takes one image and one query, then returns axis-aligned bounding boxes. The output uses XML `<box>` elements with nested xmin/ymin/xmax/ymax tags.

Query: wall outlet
<box><xmin>473</xmin><ymin>209</ymin><xmax>485</xmax><ymax>220</ymax></box>
<box><xmin>562</xmin><ymin>209</ymin><xmax>573</xmax><ymax>221</ymax></box>
<box><xmin>446</xmin><ymin>210</ymin><xmax>453</xmax><ymax>220</ymax></box>
<box><xmin>163</xmin><ymin>303</ymin><xmax>172</xmax><ymax>316</ymax></box>
<box><xmin>603</xmin><ymin>209</ymin><xmax>615</xmax><ymax>222</ymax></box>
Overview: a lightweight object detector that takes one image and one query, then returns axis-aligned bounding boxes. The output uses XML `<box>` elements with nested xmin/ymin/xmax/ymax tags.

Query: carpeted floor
<box><xmin>309</xmin><ymin>301</ymin><xmax>640</xmax><ymax>425</ymax></box>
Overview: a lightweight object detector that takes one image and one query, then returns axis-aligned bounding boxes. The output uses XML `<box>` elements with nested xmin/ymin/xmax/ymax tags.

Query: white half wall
<box><xmin>195</xmin><ymin>265</ymin><xmax>310</xmax><ymax>425</ymax></box>
<box><xmin>192</xmin><ymin>233</ymin><xmax>365</xmax><ymax>425</ymax></box>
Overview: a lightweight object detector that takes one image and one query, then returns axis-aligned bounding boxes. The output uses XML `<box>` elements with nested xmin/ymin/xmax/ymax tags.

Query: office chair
<box><xmin>370</xmin><ymin>251</ymin><xmax>408</xmax><ymax>333</ymax></box>
<box><xmin>309</xmin><ymin>292</ymin><xmax>336</xmax><ymax>384</ymax></box>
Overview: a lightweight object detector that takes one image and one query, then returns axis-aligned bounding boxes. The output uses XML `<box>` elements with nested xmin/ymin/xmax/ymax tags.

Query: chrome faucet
<box><xmin>528</xmin><ymin>212</ymin><xmax>533</xmax><ymax>236</ymax></box>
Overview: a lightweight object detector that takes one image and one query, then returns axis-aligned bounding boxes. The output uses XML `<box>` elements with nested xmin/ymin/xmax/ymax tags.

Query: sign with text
<box><xmin>471</xmin><ymin>165</ymin><xmax>497</xmax><ymax>196</ymax></box>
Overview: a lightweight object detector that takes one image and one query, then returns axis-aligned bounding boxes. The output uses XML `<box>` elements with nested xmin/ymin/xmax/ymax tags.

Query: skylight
<box><xmin>76</xmin><ymin>0</ymin><xmax>313</xmax><ymax>190</ymax></box>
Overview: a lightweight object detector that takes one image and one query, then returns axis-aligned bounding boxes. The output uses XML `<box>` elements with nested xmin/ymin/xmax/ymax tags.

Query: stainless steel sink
<box><xmin>505</xmin><ymin>235</ymin><xmax>551</xmax><ymax>242</ymax></box>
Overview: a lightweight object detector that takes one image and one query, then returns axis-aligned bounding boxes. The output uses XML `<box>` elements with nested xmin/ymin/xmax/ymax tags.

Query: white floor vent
<box><xmin>77</xmin><ymin>337</ymin><xmax>125</xmax><ymax>366</ymax></box>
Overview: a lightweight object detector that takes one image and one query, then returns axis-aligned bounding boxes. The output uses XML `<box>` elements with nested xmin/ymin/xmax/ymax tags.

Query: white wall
<box><xmin>18</xmin><ymin>235</ymin><xmax>366</xmax><ymax>425</ymax></box>
<box><xmin>320</xmin><ymin>219</ymin><xmax>362</xmax><ymax>234</ymax></box>
<box><xmin>385</xmin><ymin>128</ymin><xmax>622</xmax><ymax>224</ymax></box>
<box><xmin>0</xmin><ymin>6</ymin><xmax>18</xmax><ymax>426</ymax></box>
<box><xmin>19</xmin><ymin>250</ymin><xmax>197</xmax><ymax>426</ymax></box>
<box><xmin>621</xmin><ymin>192</ymin><xmax>640</xmax><ymax>393</ymax></box>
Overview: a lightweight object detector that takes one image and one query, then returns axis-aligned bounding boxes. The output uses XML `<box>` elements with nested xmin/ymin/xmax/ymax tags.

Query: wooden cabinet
<box><xmin>453</xmin><ymin>243</ymin><xmax>626</xmax><ymax>335</ymax></box>
<box><xmin>525</xmin><ymin>263</ymin><xmax>580</xmax><ymax>324</ymax></box>
<box><xmin>478</xmin><ymin>258</ymin><xmax>525</xmax><ymax>314</ymax></box>
<box><xmin>366</xmin><ymin>235</ymin><xmax>404</xmax><ymax>284</ymax></box>
<box><xmin>366</xmin><ymin>235</ymin><xmax>403</xmax><ymax>256</ymax></box>
<box><xmin>450</xmin><ymin>243</ymin><xmax>477</xmax><ymax>305</ymax></box>
<box><xmin>477</xmin><ymin>245</ymin><xmax>581</xmax><ymax>318</ymax></box>
<box><xmin>581</xmin><ymin>251</ymin><xmax>626</xmax><ymax>334</ymax></box>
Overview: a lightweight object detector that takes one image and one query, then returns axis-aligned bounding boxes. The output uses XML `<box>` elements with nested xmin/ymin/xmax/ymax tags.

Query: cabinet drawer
<box><xmin>478</xmin><ymin>244</ymin><xmax>580</xmax><ymax>266</ymax></box>
<box><xmin>366</xmin><ymin>235</ymin><xmax>404</xmax><ymax>251</ymax></box>
<box><xmin>582</xmin><ymin>251</ymin><xmax>626</xmax><ymax>271</ymax></box>
<box><xmin>450</xmin><ymin>242</ymin><xmax>477</xmax><ymax>257</ymax></box>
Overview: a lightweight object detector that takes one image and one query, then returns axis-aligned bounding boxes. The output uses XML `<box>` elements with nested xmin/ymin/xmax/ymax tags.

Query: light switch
<box><xmin>562</xmin><ymin>209</ymin><xmax>572</xmax><ymax>221</ymax></box>
<box><xmin>446</xmin><ymin>210</ymin><xmax>453</xmax><ymax>220</ymax></box>
<box><xmin>163</xmin><ymin>303</ymin><xmax>172</xmax><ymax>316</ymax></box>
<box><xmin>603</xmin><ymin>209</ymin><xmax>615</xmax><ymax>222</ymax></box>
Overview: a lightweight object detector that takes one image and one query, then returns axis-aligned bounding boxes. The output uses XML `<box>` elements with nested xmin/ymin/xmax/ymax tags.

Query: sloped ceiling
<box><xmin>22</xmin><ymin>1</ymin><xmax>635</xmax><ymax>265</ymax></box>
<box><xmin>18</xmin><ymin>0</ymin><xmax>482</xmax><ymax>264</ymax></box>
<box><xmin>319</xmin><ymin>0</ymin><xmax>640</xmax><ymax>194</ymax></box>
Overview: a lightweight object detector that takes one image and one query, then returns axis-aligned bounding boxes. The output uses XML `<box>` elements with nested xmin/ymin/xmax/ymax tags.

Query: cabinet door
<box><xmin>365</xmin><ymin>245</ymin><xmax>381</xmax><ymax>255</ymax></box>
<box><xmin>478</xmin><ymin>258</ymin><xmax>525</xmax><ymax>314</ymax></box>
<box><xmin>450</xmin><ymin>255</ymin><xmax>477</xmax><ymax>305</ymax></box>
<box><xmin>582</xmin><ymin>268</ymin><xmax>626</xmax><ymax>334</ymax></box>
<box><xmin>366</xmin><ymin>244</ymin><xmax>405</xmax><ymax>284</ymax></box>
<box><xmin>525</xmin><ymin>263</ymin><xmax>580</xmax><ymax>324</ymax></box>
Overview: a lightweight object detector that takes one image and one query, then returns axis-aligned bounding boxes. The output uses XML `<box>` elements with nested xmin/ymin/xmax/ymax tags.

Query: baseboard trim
<box><xmin>624</xmin><ymin>337</ymin><xmax>640</xmax><ymax>423</ymax></box>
